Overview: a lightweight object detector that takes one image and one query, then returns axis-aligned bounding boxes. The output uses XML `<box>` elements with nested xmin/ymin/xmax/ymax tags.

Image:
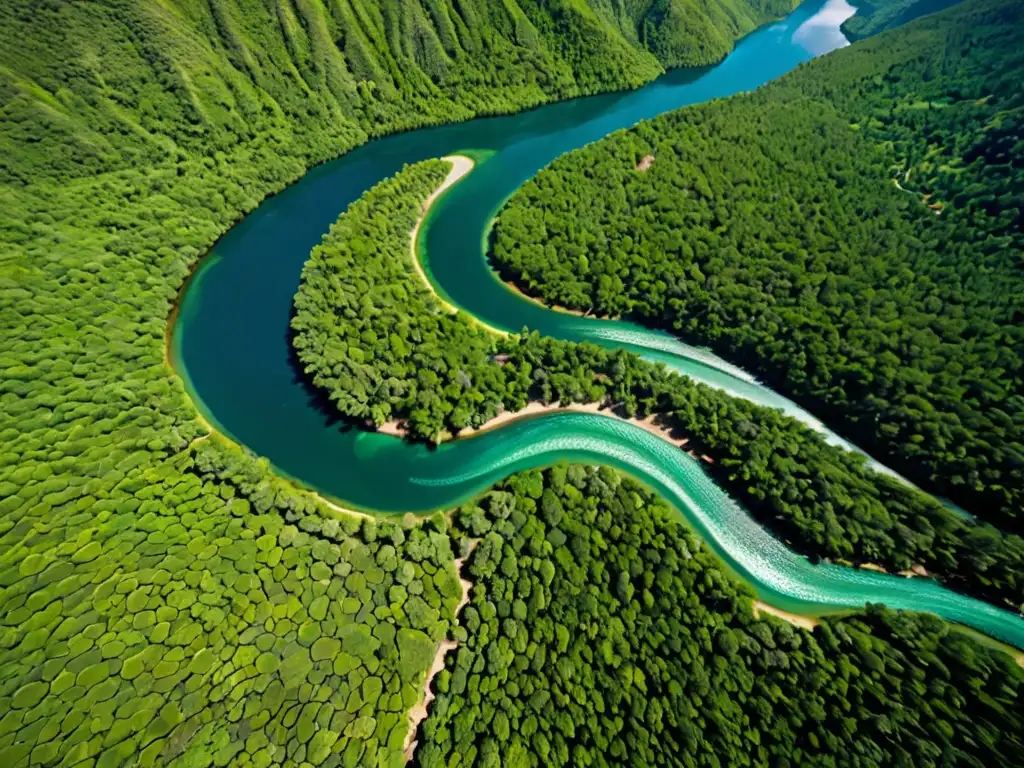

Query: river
<box><xmin>171</xmin><ymin>0</ymin><xmax>1024</xmax><ymax>649</ymax></box>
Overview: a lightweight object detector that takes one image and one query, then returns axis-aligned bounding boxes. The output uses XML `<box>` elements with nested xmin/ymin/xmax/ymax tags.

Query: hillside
<box><xmin>0</xmin><ymin>2</ymin><xmax>803</xmax><ymax>767</ymax></box>
<box><xmin>492</xmin><ymin>0</ymin><xmax>1024</xmax><ymax>528</ymax></box>
<box><xmin>0</xmin><ymin>0</ymin><xmax>796</xmax><ymax>187</ymax></box>
<box><xmin>841</xmin><ymin>0</ymin><xmax>963</xmax><ymax>39</ymax></box>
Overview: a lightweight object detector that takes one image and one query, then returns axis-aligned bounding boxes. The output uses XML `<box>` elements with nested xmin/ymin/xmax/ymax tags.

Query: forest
<box><xmin>493</xmin><ymin>0</ymin><xmax>1024</xmax><ymax>529</ymax></box>
<box><xmin>841</xmin><ymin>0</ymin><xmax>963</xmax><ymax>39</ymax></box>
<box><xmin>293</xmin><ymin>159</ymin><xmax>1024</xmax><ymax>617</ymax></box>
<box><xmin>0</xmin><ymin>0</ymin><xmax>794</xmax><ymax>189</ymax></box>
<box><xmin>0</xmin><ymin>423</ymin><xmax>465</xmax><ymax>767</ymax></box>
<box><xmin>2</xmin><ymin>0</ymin><xmax>1023</xmax><ymax>765</ymax></box>
<box><xmin>424</xmin><ymin>465</ymin><xmax>1024</xmax><ymax>767</ymax></box>
<box><xmin>0</xmin><ymin>1</ymin><xmax>821</xmax><ymax>765</ymax></box>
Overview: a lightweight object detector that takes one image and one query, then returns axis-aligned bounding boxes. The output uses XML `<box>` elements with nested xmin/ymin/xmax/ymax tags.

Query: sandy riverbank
<box><xmin>500</xmin><ymin>273</ymin><xmax>622</xmax><ymax>320</ymax></box>
<box><xmin>313</xmin><ymin>495</ymin><xmax>374</xmax><ymax>521</ymax></box>
<box><xmin>753</xmin><ymin>601</ymin><xmax>820</xmax><ymax>631</ymax></box>
<box><xmin>411</xmin><ymin>156</ymin><xmax>508</xmax><ymax>336</ymax></box>
<box><xmin>394</xmin><ymin>157</ymin><xmax>712</xmax><ymax>460</ymax></box>
<box><xmin>860</xmin><ymin>562</ymin><xmax>930</xmax><ymax>578</ymax></box>
<box><xmin>378</xmin><ymin>399</ymin><xmax>710</xmax><ymax>461</ymax></box>
<box><xmin>502</xmin><ymin>276</ymin><xmax>591</xmax><ymax>317</ymax></box>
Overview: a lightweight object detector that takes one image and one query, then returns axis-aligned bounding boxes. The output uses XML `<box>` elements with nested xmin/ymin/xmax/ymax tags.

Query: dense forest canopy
<box><xmin>0</xmin><ymin>1</ymin><xmax>805</xmax><ymax>766</ymax></box>
<box><xmin>0</xmin><ymin>424</ymin><xmax>465</xmax><ymax>767</ymax></box>
<box><xmin>841</xmin><ymin>0</ymin><xmax>963</xmax><ymax>40</ymax></box>
<box><xmin>2</xmin><ymin>0</ymin><xmax>1023</xmax><ymax>766</ymax></box>
<box><xmin>426</xmin><ymin>466</ymin><xmax>1024</xmax><ymax>767</ymax></box>
<box><xmin>0</xmin><ymin>0</ymin><xmax>796</xmax><ymax>187</ymax></box>
<box><xmin>293</xmin><ymin>159</ymin><xmax>1024</xmax><ymax>616</ymax></box>
<box><xmin>493</xmin><ymin>0</ymin><xmax>1024</xmax><ymax>528</ymax></box>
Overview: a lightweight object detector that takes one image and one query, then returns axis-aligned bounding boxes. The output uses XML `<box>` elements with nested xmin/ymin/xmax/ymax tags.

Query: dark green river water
<box><xmin>172</xmin><ymin>0</ymin><xmax>1024</xmax><ymax>649</ymax></box>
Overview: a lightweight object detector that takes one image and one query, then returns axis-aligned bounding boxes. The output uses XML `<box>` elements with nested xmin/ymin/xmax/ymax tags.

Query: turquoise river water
<box><xmin>172</xmin><ymin>0</ymin><xmax>1024</xmax><ymax>649</ymax></box>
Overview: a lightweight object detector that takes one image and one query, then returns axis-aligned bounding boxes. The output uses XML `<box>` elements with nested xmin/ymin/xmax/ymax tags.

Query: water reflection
<box><xmin>794</xmin><ymin>0</ymin><xmax>857</xmax><ymax>54</ymax></box>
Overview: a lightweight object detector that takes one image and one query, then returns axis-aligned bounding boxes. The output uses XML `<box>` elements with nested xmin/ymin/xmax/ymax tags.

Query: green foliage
<box><xmin>0</xmin><ymin>434</ymin><xmax>460</xmax><ymax>767</ymax></box>
<box><xmin>398</xmin><ymin>629</ymin><xmax>437</xmax><ymax>681</ymax></box>
<box><xmin>493</xmin><ymin>0</ymin><xmax>1024</xmax><ymax>526</ymax></box>
<box><xmin>293</xmin><ymin>161</ymin><xmax>1024</xmax><ymax>611</ymax></box>
<box><xmin>291</xmin><ymin>160</ymin><xmax>517</xmax><ymax>439</ymax></box>
<box><xmin>2</xmin><ymin>0</ymin><xmax>792</xmax><ymax>763</ymax></box>
<box><xmin>2</xmin><ymin>0</ymin><xmax>1021</xmax><ymax>765</ymax></box>
<box><xmin>0</xmin><ymin>0</ymin><xmax>790</xmax><ymax>189</ymax></box>
<box><xmin>419</xmin><ymin>466</ymin><xmax>1024</xmax><ymax>767</ymax></box>
<box><xmin>842</xmin><ymin>0</ymin><xmax>964</xmax><ymax>40</ymax></box>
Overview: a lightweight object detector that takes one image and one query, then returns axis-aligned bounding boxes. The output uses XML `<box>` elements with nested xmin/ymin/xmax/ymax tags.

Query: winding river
<box><xmin>172</xmin><ymin>0</ymin><xmax>1024</xmax><ymax>649</ymax></box>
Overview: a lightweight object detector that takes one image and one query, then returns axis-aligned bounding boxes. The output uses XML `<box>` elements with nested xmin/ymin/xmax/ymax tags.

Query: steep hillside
<box><xmin>841</xmin><ymin>0</ymin><xmax>963</xmax><ymax>39</ymax></box>
<box><xmin>0</xmin><ymin>0</ymin><xmax>795</xmax><ymax>187</ymax></box>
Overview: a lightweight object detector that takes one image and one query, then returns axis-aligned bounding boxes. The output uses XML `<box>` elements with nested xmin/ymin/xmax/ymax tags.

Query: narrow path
<box><xmin>893</xmin><ymin>167</ymin><xmax>941</xmax><ymax>214</ymax></box>
<box><xmin>404</xmin><ymin>540</ymin><xmax>479</xmax><ymax>762</ymax></box>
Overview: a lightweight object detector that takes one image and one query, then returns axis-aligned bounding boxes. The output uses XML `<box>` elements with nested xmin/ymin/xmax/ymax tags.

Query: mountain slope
<box><xmin>841</xmin><ymin>0</ymin><xmax>963</xmax><ymax>39</ymax></box>
<box><xmin>0</xmin><ymin>0</ymin><xmax>796</xmax><ymax>186</ymax></box>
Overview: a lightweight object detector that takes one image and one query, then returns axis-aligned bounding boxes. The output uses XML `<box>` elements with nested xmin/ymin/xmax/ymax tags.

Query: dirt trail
<box><xmin>404</xmin><ymin>541</ymin><xmax>478</xmax><ymax>762</ymax></box>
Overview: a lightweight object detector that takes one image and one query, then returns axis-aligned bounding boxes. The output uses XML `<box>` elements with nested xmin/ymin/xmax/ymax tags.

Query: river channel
<box><xmin>172</xmin><ymin>0</ymin><xmax>1024</xmax><ymax>648</ymax></box>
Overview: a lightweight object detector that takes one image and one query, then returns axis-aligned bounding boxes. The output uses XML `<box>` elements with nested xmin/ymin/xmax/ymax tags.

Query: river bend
<box><xmin>172</xmin><ymin>0</ymin><xmax>1024</xmax><ymax>648</ymax></box>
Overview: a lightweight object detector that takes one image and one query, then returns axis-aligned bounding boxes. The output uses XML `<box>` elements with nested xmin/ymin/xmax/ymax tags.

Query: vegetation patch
<box><xmin>0</xmin><ymin>0</ymin><xmax>1021</xmax><ymax>765</ymax></box>
<box><xmin>0</xmin><ymin>435</ymin><xmax>461</xmax><ymax>766</ymax></box>
<box><xmin>420</xmin><ymin>465</ymin><xmax>1024</xmax><ymax>767</ymax></box>
<box><xmin>5</xmin><ymin>1</ymin><xmax>791</xmax><ymax>761</ymax></box>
